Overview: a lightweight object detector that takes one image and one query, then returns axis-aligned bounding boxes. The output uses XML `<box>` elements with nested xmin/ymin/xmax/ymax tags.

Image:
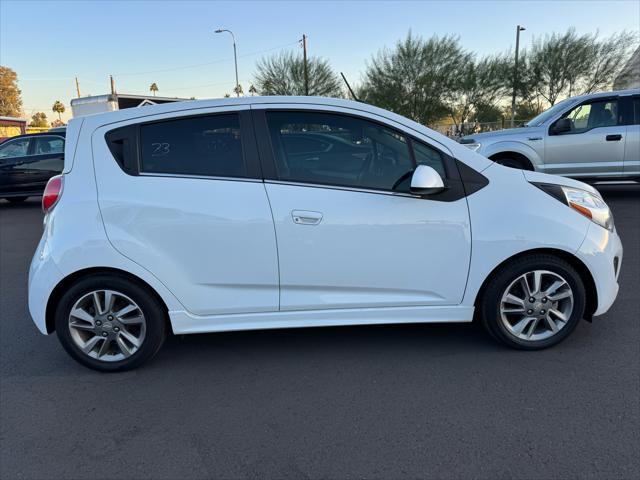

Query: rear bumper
<box><xmin>28</xmin><ymin>234</ymin><xmax>64</xmax><ymax>334</ymax></box>
<box><xmin>576</xmin><ymin>223</ymin><xmax>623</xmax><ymax>317</ymax></box>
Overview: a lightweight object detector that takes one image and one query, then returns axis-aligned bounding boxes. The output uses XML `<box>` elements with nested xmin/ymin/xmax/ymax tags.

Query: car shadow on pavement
<box><xmin>156</xmin><ymin>322</ymin><xmax>501</xmax><ymax>369</ymax></box>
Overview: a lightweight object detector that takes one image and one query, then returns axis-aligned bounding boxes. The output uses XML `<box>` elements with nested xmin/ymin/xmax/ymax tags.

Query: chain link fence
<box><xmin>430</xmin><ymin>119</ymin><xmax>529</xmax><ymax>139</ymax></box>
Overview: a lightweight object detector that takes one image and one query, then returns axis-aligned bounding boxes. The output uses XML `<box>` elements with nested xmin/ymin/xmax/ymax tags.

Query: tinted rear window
<box><xmin>139</xmin><ymin>114</ymin><xmax>245</xmax><ymax>177</ymax></box>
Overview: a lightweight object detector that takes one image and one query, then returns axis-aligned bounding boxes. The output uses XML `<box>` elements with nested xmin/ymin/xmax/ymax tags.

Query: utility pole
<box><xmin>75</xmin><ymin>77</ymin><xmax>81</xmax><ymax>98</ymax></box>
<box><xmin>110</xmin><ymin>75</ymin><xmax>116</xmax><ymax>95</ymax></box>
<box><xmin>510</xmin><ymin>25</ymin><xmax>526</xmax><ymax>128</ymax></box>
<box><xmin>302</xmin><ymin>34</ymin><xmax>309</xmax><ymax>96</ymax></box>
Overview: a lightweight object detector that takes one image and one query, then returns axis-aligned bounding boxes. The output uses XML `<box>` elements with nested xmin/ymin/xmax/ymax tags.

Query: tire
<box><xmin>493</xmin><ymin>157</ymin><xmax>532</xmax><ymax>170</ymax></box>
<box><xmin>6</xmin><ymin>196</ymin><xmax>28</xmax><ymax>203</ymax></box>
<box><xmin>478</xmin><ymin>254</ymin><xmax>586</xmax><ymax>350</ymax></box>
<box><xmin>55</xmin><ymin>274</ymin><xmax>167</xmax><ymax>372</ymax></box>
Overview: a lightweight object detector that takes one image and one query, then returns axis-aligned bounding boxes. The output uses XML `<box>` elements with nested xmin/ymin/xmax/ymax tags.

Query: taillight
<box><xmin>42</xmin><ymin>175</ymin><xmax>63</xmax><ymax>212</ymax></box>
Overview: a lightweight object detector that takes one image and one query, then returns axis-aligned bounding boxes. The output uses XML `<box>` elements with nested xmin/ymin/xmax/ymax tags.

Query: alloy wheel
<box><xmin>499</xmin><ymin>270</ymin><xmax>574</xmax><ymax>341</ymax></box>
<box><xmin>68</xmin><ymin>289</ymin><xmax>146</xmax><ymax>362</ymax></box>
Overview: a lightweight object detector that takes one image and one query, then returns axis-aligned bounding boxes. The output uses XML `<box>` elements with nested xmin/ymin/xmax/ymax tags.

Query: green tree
<box><xmin>443</xmin><ymin>54</ymin><xmax>511</xmax><ymax>129</ymax></box>
<box><xmin>52</xmin><ymin>100</ymin><xmax>65</xmax><ymax>121</ymax></box>
<box><xmin>29</xmin><ymin>112</ymin><xmax>48</xmax><ymax>128</ymax></box>
<box><xmin>0</xmin><ymin>66</ymin><xmax>23</xmax><ymax>117</ymax></box>
<box><xmin>359</xmin><ymin>32</ymin><xmax>467</xmax><ymax>125</ymax></box>
<box><xmin>517</xmin><ymin>29</ymin><xmax>637</xmax><ymax>107</ymax></box>
<box><xmin>578</xmin><ymin>31</ymin><xmax>636</xmax><ymax>94</ymax></box>
<box><xmin>254</xmin><ymin>51</ymin><xmax>343</xmax><ymax>97</ymax></box>
<box><xmin>149</xmin><ymin>82</ymin><xmax>158</xmax><ymax>96</ymax></box>
<box><xmin>248</xmin><ymin>84</ymin><xmax>258</xmax><ymax>96</ymax></box>
<box><xmin>233</xmin><ymin>84</ymin><xmax>244</xmax><ymax>96</ymax></box>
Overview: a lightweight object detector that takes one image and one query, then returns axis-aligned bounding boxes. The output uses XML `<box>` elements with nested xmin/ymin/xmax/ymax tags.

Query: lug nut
<box><xmin>102</xmin><ymin>332</ymin><xmax>108</xmax><ymax>337</ymax></box>
<box><xmin>114</xmin><ymin>327</ymin><xmax>120</xmax><ymax>332</ymax></box>
<box><xmin>527</xmin><ymin>309</ymin><xmax>534</xmax><ymax>314</ymax></box>
<box><xmin>529</xmin><ymin>297</ymin><xmax>535</xmax><ymax>303</ymax></box>
<box><xmin>95</xmin><ymin>320</ymin><xmax>102</xmax><ymax>326</ymax></box>
<box><xmin>107</xmin><ymin>315</ymin><xmax>114</xmax><ymax>320</ymax></box>
<box><xmin>542</xmin><ymin>297</ymin><xmax>548</xmax><ymax>303</ymax></box>
<box><xmin>540</xmin><ymin>309</ymin><xmax>546</xmax><ymax>314</ymax></box>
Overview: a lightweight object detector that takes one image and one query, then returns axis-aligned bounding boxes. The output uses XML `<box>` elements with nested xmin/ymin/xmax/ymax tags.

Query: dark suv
<box><xmin>0</xmin><ymin>132</ymin><xmax>65</xmax><ymax>203</ymax></box>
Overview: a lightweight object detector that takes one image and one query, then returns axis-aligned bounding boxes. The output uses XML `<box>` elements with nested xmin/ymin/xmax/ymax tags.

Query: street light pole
<box><xmin>215</xmin><ymin>28</ymin><xmax>240</xmax><ymax>97</ymax></box>
<box><xmin>510</xmin><ymin>25</ymin><xmax>525</xmax><ymax>128</ymax></box>
<box><xmin>302</xmin><ymin>34</ymin><xmax>309</xmax><ymax>96</ymax></box>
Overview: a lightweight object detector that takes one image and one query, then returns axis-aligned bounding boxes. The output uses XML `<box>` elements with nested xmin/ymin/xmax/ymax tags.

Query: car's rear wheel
<box><xmin>479</xmin><ymin>255</ymin><xmax>586</xmax><ymax>349</ymax></box>
<box><xmin>55</xmin><ymin>275</ymin><xmax>167</xmax><ymax>371</ymax></box>
<box><xmin>5</xmin><ymin>196</ymin><xmax>28</xmax><ymax>203</ymax></box>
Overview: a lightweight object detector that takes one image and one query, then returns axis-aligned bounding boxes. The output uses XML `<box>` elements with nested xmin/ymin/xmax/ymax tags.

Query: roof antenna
<box><xmin>340</xmin><ymin>72</ymin><xmax>360</xmax><ymax>102</ymax></box>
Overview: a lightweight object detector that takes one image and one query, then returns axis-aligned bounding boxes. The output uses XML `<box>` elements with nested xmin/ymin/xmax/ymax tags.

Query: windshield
<box><xmin>525</xmin><ymin>98</ymin><xmax>574</xmax><ymax>127</ymax></box>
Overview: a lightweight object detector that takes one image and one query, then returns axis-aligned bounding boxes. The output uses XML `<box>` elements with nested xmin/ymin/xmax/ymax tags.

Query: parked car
<box><xmin>0</xmin><ymin>132</ymin><xmax>65</xmax><ymax>202</ymax></box>
<box><xmin>461</xmin><ymin>89</ymin><xmax>640</xmax><ymax>181</ymax></box>
<box><xmin>29</xmin><ymin>97</ymin><xmax>622</xmax><ymax>371</ymax></box>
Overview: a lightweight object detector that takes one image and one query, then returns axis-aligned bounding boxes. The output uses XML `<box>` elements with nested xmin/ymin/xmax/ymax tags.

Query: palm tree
<box><xmin>52</xmin><ymin>101</ymin><xmax>65</xmax><ymax>121</ymax></box>
<box><xmin>149</xmin><ymin>83</ymin><xmax>159</xmax><ymax>96</ymax></box>
<box><xmin>248</xmin><ymin>84</ymin><xmax>258</xmax><ymax>96</ymax></box>
<box><xmin>233</xmin><ymin>84</ymin><xmax>244</xmax><ymax>96</ymax></box>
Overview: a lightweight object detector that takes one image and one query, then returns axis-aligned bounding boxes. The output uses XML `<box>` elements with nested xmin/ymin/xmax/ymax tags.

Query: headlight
<box><xmin>562</xmin><ymin>186</ymin><xmax>613</xmax><ymax>231</ymax></box>
<box><xmin>534</xmin><ymin>183</ymin><xmax>613</xmax><ymax>231</ymax></box>
<box><xmin>463</xmin><ymin>142</ymin><xmax>482</xmax><ymax>152</ymax></box>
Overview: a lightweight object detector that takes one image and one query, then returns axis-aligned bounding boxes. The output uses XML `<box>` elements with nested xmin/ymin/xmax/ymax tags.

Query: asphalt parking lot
<box><xmin>1</xmin><ymin>184</ymin><xmax>638</xmax><ymax>480</ymax></box>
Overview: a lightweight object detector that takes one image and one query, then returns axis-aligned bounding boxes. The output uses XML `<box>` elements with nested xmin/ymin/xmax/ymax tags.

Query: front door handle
<box><xmin>291</xmin><ymin>210</ymin><xmax>323</xmax><ymax>225</ymax></box>
<box><xmin>606</xmin><ymin>134</ymin><xmax>622</xmax><ymax>141</ymax></box>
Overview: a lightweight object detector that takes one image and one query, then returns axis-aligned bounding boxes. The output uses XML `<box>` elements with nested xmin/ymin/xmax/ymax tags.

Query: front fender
<box><xmin>481</xmin><ymin>141</ymin><xmax>543</xmax><ymax>168</ymax></box>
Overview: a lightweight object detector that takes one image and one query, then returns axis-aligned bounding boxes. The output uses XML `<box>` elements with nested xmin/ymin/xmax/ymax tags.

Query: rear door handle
<box><xmin>606</xmin><ymin>134</ymin><xmax>622</xmax><ymax>141</ymax></box>
<box><xmin>291</xmin><ymin>210</ymin><xmax>323</xmax><ymax>225</ymax></box>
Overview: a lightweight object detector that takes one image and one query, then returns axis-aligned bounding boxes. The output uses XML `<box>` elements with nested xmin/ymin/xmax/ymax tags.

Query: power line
<box><xmin>113</xmin><ymin>39</ymin><xmax>300</xmax><ymax>77</ymax></box>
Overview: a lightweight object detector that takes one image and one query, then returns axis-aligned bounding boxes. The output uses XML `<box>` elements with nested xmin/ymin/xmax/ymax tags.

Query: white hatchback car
<box><xmin>29</xmin><ymin>97</ymin><xmax>623</xmax><ymax>371</ymax></box>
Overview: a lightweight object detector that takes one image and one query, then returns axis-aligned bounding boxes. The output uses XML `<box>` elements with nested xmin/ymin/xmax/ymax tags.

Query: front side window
<box><xmin>563</xmin><ymin>99</ymin><xmax>619</xmax><ymax>133</ymax></box>
<box><xmin>33</xmin><ymin>136</ymin><xmax>64</xmax><ymax>155</ymax></box>
<box><xmin>413</xmin><ymin>141</ymin><xmax>446</xmax><ymax>178</ymax></box>
<box><xmin>140</xmin><ymin>114</ymin><xmax>245</xmax><ymax>177</ymax></box>
<box><xmin>632</xmin><ymin>97</ymin><xmax>640</xmax><ymax>125</ymax></box>
<box><xmin>0</xmin><ymin>138</ymin><xmax>29</xmax><ymax>158</ymax></box>
<box><xmin>266</xmin><ymin>111</ymin><xmax>416</xmax><ymax>191</ymax></box>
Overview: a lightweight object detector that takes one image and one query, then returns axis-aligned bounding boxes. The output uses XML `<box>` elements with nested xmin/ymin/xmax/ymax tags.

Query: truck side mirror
<box><xmin>552</xmin><ymin>118</ymin><xmax>572</xmax><ymax>135</ymax></box>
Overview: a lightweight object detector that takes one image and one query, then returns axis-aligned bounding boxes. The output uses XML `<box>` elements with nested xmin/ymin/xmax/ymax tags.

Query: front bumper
<box><xmin>576</xmin><ymin>223</ymin><xmax>623</xmax><ymax>316</ymax></box>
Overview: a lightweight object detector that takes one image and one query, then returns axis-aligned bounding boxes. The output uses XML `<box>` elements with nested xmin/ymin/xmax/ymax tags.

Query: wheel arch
<box><xmin>489</xmin><ymin>151</ymin><xmax>535</xmax><ymax>170</ymax></box>
<box><xmin>483</xmin><ymin>141</ymin><xmax>541</xmax><ymax>169</ymax></box>
<box><xmin>472</xmin><ymin>248</ymin><xmax>598</xmax><ymax>321</ymax></box>
<box><xmin>45</xmin><ymin>267</ymin><xmax>172</xmax><ymax>334</ymax></box>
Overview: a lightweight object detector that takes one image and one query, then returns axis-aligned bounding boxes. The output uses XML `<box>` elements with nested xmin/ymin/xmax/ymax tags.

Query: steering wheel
<box><xmin>391</xmin><ymin>170</ymin><xmax>414</xmax><ymax>191</ymax></box>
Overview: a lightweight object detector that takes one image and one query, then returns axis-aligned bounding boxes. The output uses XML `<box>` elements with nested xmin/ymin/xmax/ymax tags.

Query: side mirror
<box><xmin>410</xmin><ymin>165</ymin><xmax>445</xmax><ymax>196</ymax></box>
<box><xmin>552</xmin><ymin>117</ymin><xmax>572</xmax><ymax>135</ymax></box>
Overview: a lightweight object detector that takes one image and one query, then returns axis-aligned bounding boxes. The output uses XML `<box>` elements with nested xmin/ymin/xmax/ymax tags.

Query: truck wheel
<box><xmin>493</xmin><ymin>157</ymin><xmax>532</xmax><ymax>170</ymax></box>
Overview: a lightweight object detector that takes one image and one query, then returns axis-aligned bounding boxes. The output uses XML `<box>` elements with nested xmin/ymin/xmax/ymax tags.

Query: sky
<box><xmin>1</xmin><ymin>0</ymin><xmax>639</xmax><ymax>122</ymax></box>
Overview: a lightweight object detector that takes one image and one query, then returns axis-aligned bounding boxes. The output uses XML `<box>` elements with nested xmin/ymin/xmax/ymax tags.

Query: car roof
<box><xmin>0</xmin><ymin>131</ymin><xmax>66</xmax><ymax>144</ymax></box>
<box><xmin>563</xmin><ymin>88</ymin><xmax>640</xmax><ymax>103</ymax></box>
<box><xmin>4</xmin><ymin>131</ymin><xmax>66</xmax><ymax>140</ymax></box>
<box><xmin>77</xmin><ymin>96</ymin><xmax>414</xmax><ymax>128</ymax></box>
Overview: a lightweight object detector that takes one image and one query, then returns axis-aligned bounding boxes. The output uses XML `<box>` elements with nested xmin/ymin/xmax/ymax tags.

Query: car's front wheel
<box><xmin>55</xmin><ymin>274</ymin><xmax>167</xmax><ymax>371</ymax></box>
<box><xmin>478</xmin><ymin>254</ymin><xmax>586</xmax><ymax>349</ymax></box>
